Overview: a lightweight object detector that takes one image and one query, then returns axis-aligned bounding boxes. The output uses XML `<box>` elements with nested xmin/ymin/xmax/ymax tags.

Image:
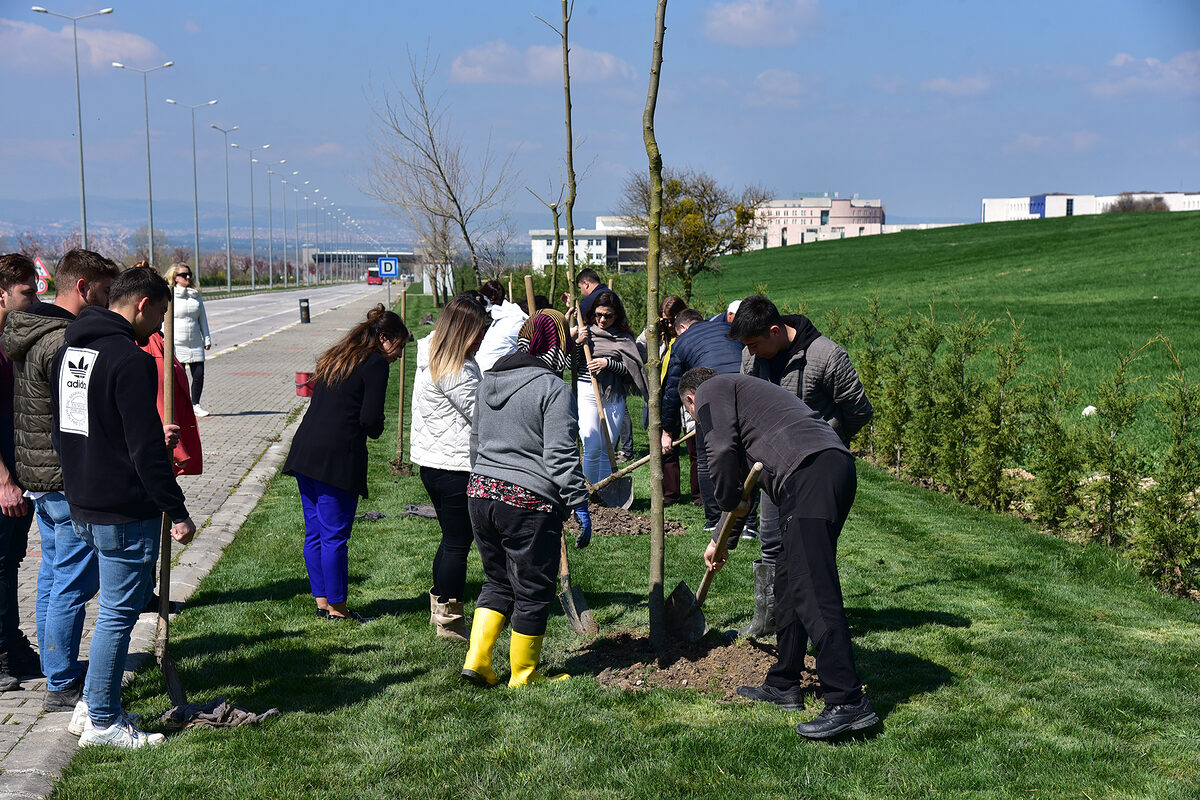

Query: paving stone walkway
<box><xmin>0</xmin><ymin>285</ymin><xmax>388</xmax><ymax>800</ymax></box>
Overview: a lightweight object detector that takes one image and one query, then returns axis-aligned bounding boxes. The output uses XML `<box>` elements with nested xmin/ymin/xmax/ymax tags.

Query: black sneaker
<box><xmin>795</xmin><ymin>697</ymin><xmax>879</xmax><ymax>739</ymax></box>
<box><xmin>736</xmin><ymin>683</ymin><xmax>804</xmax><ymax>710</ymax></box>
<box><xmin>43</xmin><ymin>677</ymin><xmax>84</xmax><ymax>712</ymax></box>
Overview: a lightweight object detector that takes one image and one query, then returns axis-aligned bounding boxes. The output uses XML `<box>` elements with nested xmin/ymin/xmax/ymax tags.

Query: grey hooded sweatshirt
<box><xmin>469</xmin><ymin>352</ymin><xmax>589</xmax><ymax>519</ymax></box>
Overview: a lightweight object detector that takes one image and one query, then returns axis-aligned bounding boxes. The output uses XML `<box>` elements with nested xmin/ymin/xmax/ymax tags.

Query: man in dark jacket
<box><xmin>1</xmin><ymin>248</ymin><xmax>117</xmax><ymax>711</ymax></box>
<box><xmin>51</xmin><ymin>266</ymin><xmax>195</xmax><ymax>749</ymax></box>
<box><xmin>680</xmin><ymin>367</ymin><xmax>877</xmax><ymax>740</ymax></box>
<box><xmin>730</xmin><ymin>295</ymin><xmax>874</xmax><ymax>638</ymax></box>
<box><xmin>660</xmin><ymin>309</ymin><xmax>745</xmax><ymax>529</ymax></box>
<box><xmin>0</xmin><ymin>254</ymin><xmax>39</xmax><ymax>689</ymax></box>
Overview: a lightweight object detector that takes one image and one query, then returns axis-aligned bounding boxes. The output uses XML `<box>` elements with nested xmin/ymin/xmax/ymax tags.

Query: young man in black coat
<box><xmin>679</xmin><ymin>367</ymin><xmax>878</xmax><ymax>739</ymax></box>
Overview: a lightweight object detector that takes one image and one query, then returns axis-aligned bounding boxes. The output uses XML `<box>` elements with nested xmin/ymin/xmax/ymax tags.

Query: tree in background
<box><xmin>477</xmin><ymin>217</ymin><xmax>517</xmax><ymax>281</ymax></box>
<box><xmin>366</xmin><ymin>50</ymin><xmax>516</xmax><ymax>285</ymax></box>
<box><xmin>1105</xmin><ymin>194</ymin><xmax>1170</xmax><ymax>213</ymax></box>
<box><xmin>620</xmin><ymin>167</ymin><xmax>768</xmax><ymax>302</ymax></box>
<box><xmin>129</xmin><ymin>225</ymin><xmax>172</xmax><ymax>269</ymax></box>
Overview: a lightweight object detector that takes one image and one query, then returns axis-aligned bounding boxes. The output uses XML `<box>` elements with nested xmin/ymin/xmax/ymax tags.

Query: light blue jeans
<box><xmin>70</xmin><ymin>517</ymin><xmax>159</xmax><ymax>728</ymax></box>
<box><xmin>34</xmin><ymin>492</ymin><xmax>99</xmax><ymax>691</ymax></box>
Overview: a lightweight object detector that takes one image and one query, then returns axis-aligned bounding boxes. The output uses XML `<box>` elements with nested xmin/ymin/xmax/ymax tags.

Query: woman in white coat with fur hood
<box><xmin>164</xmin><ymin>264</ymin><xmax>212</xmax><ymax>417</ymax></box>
<box><xmin>410</xmin><ymin>294</ymin><xmax>490</xmax><ymax>640</ymax></box>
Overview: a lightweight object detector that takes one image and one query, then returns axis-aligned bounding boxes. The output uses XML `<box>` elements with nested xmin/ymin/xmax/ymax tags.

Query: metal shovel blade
<box><xmin>598</xmin><ymin>475</ymin><xmax>634</xmax><ymax>510</ymax></box>
<box><xmin>664</xmin><ymin>579</ymin><xmax>707</xmax><ymax>643</ymax></box>
<box><xmin>558</xmin><ymin>538</ymin><xmax>599</xmax><ymax>636</ymax></box>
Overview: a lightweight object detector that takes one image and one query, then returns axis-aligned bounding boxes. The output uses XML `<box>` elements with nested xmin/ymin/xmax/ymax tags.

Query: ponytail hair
<box><xmin>314</xmin><ymin>303</ymin><xmax>409</xmax><ymax>386</ymax></box>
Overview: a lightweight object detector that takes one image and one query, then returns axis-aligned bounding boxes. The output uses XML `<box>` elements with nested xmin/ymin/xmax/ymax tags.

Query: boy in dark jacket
<box><xmin>51</xmin><ymin>266</ymin><xmax>195</xmax><ymax>749</ymax></box>
<box><xmin>680</xmin><ymin>367</ymin><xmax>877</xmax><ymax>740</ymax></box>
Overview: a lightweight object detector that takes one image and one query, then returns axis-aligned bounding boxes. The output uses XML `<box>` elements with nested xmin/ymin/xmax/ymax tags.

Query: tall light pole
<box><xmin>265</xmin><ymin>159</ymin><xmax>285</xmax><ymax>288</ymax></box>
<box><xmin>113</xmin><ymin>59</ymin><xmax>173</xmax><ymax>267</ymax></box>
<box><xmin>165</xmin><ymin>98</ymin><xmax>217</xmax><ymax>278</ymax></box>
<box><xmin>279</xmin><ymin>178</ymin><xmax>289</xmax><ymax>288</ymax></box>
<box><xmin>230</xmin><ymin>142</ymin><xmax>269</xmax><ymax>289</ymax></box>
<box><xmin>32</xmin><ymin>5</ymin><xmax>113</xmax><ymax>249</ymax></box>
<box><xmin>210</xmin><ymin>123</ymin><xmax>238</xmax><ymax>291</ymax></box>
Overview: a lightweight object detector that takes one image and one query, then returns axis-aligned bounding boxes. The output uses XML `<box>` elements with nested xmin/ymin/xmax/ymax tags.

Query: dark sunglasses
<box><xmin>177</xmin><ymin>273</ymin><xmax>192</xmax><ymax>279</ymax></box>
<box><xmin>594</xmin><ymin>312</ymin><xmax>615</xmax><ymax>320</ymax></box>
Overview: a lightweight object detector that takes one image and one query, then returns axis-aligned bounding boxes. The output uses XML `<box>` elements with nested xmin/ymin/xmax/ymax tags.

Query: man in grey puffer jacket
<box><xmin>0</xmin><ymin>248</ymin><xmax>117</xmax><ymax>711</ymax></box>
<box><xmin>727</xmin><ymin>295</ymin><xmax>873</xmax><ymax>639</ymax></box>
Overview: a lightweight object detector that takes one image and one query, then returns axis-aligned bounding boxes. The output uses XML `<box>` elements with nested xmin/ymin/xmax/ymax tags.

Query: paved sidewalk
<box><xmin>0</xmin><ymin>285</ymin><xmax>388</xmax><ymax>800</ymax></box>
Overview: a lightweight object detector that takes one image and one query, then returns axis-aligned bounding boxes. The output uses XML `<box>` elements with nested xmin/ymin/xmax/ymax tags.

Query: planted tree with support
<box><xmin>642</xmin><ymin>0</ymin><xmax>669</xmax><ymax>650</ymax></box>
<box><xmin>527</xmin><ymin>182</ymin><xmax>566</xmax><ymax>299</ymax></box>
<box><xmin>390</xmin><ymin>286</ymin><xmax>413</xmax><ymax>476</ymax></box>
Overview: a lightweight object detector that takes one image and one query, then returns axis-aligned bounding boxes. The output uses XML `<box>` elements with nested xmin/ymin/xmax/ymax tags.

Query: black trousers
<box><xmin>764</xmin><ymin>449</ymin><xmax>862</xmax><ymax>706</ymax></box>
<box><xmin>186</xmin><ymin>361</ymin><xmax>205</xmax><ymax>405</ymax></box>
<box><xmin>662</xmin><ymin>444</ymin><xmax>681</xmax><ymax>505</ymax></box>
<box><xmin>0</xmin><ymin>509</ymin><xmax>31</xmax><ymax>649</ymax></box>
<box><xmin>468</xmin><ymin>497</ymin><xmax>561</xmax><ymax>636</ymax></box>
<box><xmin>419</xmin><ymin>467</ymin><xmax>473</xmax><ymax>601</ymax></box>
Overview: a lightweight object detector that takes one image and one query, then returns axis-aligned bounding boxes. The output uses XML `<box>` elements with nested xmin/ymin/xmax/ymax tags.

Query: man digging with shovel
<box><xmin>678</xmin><ymin>367</ymin><xmax>878</xmax><ymax>740</ymax></box>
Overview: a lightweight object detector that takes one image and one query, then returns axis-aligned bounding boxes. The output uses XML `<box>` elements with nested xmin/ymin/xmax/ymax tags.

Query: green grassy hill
<box><xmin>696</xmin><ymin>211</ymin><xmax>1200</xmax><ymax>391</ymax></box>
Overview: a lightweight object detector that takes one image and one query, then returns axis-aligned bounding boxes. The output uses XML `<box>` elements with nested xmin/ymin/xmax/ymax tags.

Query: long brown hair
<box><xmin>429</xmin><ymin>293</ymin><xmax>490</xmax><ymax>384</ymax></box>
<box><xmin>586</xmin><ymin>290</ymin><xmax>631</xmax><ymax>334</ymax></box>
<box><xmin>315</xmin><ymin>303</ymin><xmax>409</xmax><ymax>386</ymax></box>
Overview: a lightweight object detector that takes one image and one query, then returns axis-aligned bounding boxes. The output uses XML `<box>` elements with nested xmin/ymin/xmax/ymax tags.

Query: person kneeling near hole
<box><xmin>678</xmin><ymin>366</ymin><xmax>878</xmax><ymax>739</ymax></box>
<box><xmin>461</xmin><ymin>309</ymin><xmax>588</xmax><ymax>688</ymax></box>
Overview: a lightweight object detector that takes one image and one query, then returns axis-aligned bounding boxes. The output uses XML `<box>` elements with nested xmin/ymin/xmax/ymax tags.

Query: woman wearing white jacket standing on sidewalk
<box><xmin>164</xmin><ymin>264</ymin><xmax>212</xmax><ymax>417</ymax></box>
<box><xmin>410</xmin><ymin>294</ymin><xmax>490</xmax><ymax>640</ymax></box>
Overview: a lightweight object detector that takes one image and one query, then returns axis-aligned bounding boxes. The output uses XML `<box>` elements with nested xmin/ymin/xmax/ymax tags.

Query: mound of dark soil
<box><xmin>568</xmin><ymin>632</ymin><xmax>821</xmax><ymax>705</ymax></box>
<box><xmin>565</xmin><ymin>505</ymin><xmax>689</xmax><ymax>538</ymax></box>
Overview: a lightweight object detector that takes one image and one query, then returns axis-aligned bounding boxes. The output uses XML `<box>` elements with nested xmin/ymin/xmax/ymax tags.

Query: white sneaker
<box><xmin>68</xmin><ymin>699</ymin><xmax>142</xmax><ymax>737</ymax></box>
<box><xmin>192</xmin><ymin>404</ymin><xmax>210</xmax><ymax>417</ymax></box>
<box><xmin>78</xmin><ymin>717</ymin><xmax>163</xmax><ymax>749</ymax></box>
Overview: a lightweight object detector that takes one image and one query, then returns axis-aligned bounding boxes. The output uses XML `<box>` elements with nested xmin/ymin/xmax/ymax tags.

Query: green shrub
<box><xmin>1029</xmin><ymin>351</ymin><xmax>1084</xmax><ymax>530</ymax></box>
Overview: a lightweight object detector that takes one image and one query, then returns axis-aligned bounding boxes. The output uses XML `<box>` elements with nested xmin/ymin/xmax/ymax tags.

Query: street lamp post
<box><xmin>210</xmin><ymin>123</ymin><xmax>238</xmax><ymax>291</ymax></box>
<box><xmin>279</xmin><ymin>178</ymin><xmax>288</xmax><ymax>289</ymax></box>
<box><xmin>32</xmin><ymin>5</ymin><xmax>113</xmax><ymax>249</ymax></box>
<box><xmin>113</xmin><ymin>59</ymin><xmax>173</xmax><ymax>267</ymax></box>
<box><xmin>230</xmin><ymin>142</ymin><xmax>269</xmax><ymax>290</ymax></box>
<box><xmin>265</xmin><ymin>160</ymin><xmax>285</xmax><ymax>289</ymax></box>
<box><xmin>165</xmin><ymin>98</ymin><xmax>217</xmax><ymax>278</ymax></box>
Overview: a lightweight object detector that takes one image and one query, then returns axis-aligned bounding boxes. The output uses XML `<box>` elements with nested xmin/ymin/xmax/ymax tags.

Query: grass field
<box><xmin>695</xmin><ymin>211</ymin><xmax>1200</xmax><ymax>396</ymax></box>
<box><xmin>53</xmin><ymin>291</ymin><xmax>1200</xmax><ymax>800</ymax></box>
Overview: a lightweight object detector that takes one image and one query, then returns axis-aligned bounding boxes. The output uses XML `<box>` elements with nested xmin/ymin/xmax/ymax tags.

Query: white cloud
<box><xmin>871</xmin><ymin>74</ymin><xmax>907</xmax><ymax>94</ymax></box>
<box><xmin>310</xmin><ymin>142</ymin><xmax>345</xmax><ymax>157</ymax></box>
<box><xmin>920</xmin><ymin>74</ymin><xmax>992</xmax><ymax>96</ymax></box>
<box><xmin>0</xmin><ymin>18</ymin><xmax>161</xmax><ymax>74</ymax></box>
<box><xmin>185</xmin><ymin>19</ymin><xmax>203</xmax><ymax>35</ymax></box>
<box><xmin>1090</xmin><ymin>50</ymin><xmax>1200</xmax><ymax>97</ymax></box>
<box><xmin>451</xmin><ymin>40</ymin><xmax>633</xmax><ymax>85</ymax></box>
<box><xmin>703</xmin><ymin>0</ymin><xmax>821</xmax><ymax>47</ymax></box>
<box><xmin>1003</xmin><ymin>131</ymin><xmax>1100</xmax><ymax>155</ymax></box>
<box><xmin>746</xmin><ymin>68</ymin><xmax>806</xmax><ymax>107</ymax></box>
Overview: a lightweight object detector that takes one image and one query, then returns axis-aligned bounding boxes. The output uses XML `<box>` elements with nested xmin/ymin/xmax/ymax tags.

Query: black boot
<box><xmin>7</xmin><ymin>632</ymin><xmax>43</xmax><ymax>678</ymax></box>
<box><xmin>738</xmin><ymin>560</ymin><xmax>776</xmax><ymax>638</ymax></box>
<box><xmin>0</xmin><ymin>647</ymin><xmax>20</xmax><ymax>692</ymax></box>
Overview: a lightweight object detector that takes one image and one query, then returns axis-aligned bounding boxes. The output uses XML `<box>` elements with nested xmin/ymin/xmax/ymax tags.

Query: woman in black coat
<box><xmin>283</xmin><ymin>304</ymin><xmax>408</xmax><ymax>621</ymax></box>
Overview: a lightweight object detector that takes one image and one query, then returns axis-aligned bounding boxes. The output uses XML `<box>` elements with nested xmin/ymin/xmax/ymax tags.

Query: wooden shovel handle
<box><xmin>694</xmin><ymin>462</ymin><xmax>764</xmax><ymax>606</ymax></box>
<box><xmin>591</xmin><ymin>429</ymin><xmax>696</xmax><ymax>491</ymax></box>
<box><xmin>574</xmin><ymin>302</ymin><xmax>620</xmax><ymax>471</ymax></box>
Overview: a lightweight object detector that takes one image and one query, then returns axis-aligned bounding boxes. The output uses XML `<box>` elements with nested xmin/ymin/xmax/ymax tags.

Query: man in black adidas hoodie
<box><xmin>51</xmin><ymin>266</ymin><xmax>195</xmax><ymax>749</ymax></box>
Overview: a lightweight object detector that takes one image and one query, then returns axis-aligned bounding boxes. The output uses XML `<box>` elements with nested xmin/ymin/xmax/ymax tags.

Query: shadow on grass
<box><xmin>856</xmin><ymin>645</ymin><xmax>956</xmax><ymax>717</ymax></box>
<box><xmin>848</xmin><ymin>606</ymin><xmax>971</xmax><ymax>635</ymax></box>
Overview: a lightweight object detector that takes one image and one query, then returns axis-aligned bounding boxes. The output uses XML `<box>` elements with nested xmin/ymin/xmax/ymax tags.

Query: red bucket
<box><xmin>295</xmin><ymin>372</ymin><xmax>315</xmax><ymax>397</ymax></box>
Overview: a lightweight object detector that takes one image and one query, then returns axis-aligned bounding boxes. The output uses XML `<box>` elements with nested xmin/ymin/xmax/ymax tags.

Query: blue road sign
<box><xmin>377</xmin><ymin>256</ymin><xmax>399</xmax><ymax>277</ymax></box>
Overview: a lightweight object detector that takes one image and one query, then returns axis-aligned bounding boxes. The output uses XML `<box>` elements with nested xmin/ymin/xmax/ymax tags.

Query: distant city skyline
<box><xmin>3</xmin><ymin>0</ymin><xmax>1197</xmax><ymax>245</ymax></box>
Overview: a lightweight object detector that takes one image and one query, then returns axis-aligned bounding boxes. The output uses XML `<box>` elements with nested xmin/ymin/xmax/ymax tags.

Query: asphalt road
<box><xmin>202</xmin><ymin>284</ymin><xmax>387</xmax><ymax>355</ymax></box>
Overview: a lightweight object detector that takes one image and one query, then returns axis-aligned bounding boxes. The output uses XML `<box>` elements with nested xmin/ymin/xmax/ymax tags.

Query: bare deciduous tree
<box><xmin>527</xmin><ymin>182</ymin><xmax>566</xmax><ymax>298</ymax></box>
<box><xmin>477</xmin><ymin>217</ymin><xmax>517</xmax><ymax>281</ymax></box>
<box><xmin>365</xmin><ymin>50</ymin><xmax>517</xmax><ymax>286</ymax></box>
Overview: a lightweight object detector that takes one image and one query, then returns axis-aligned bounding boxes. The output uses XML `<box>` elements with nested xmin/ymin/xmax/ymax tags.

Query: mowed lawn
<box><xmin>53</xmin><ymin>294</ymin><xmax>1200</xmax><ymax>799</ymax></box>
<box><xmin>697</xmin><ymin>211</ymin><xmax>1200</xmax><ymax>393</ymax></box>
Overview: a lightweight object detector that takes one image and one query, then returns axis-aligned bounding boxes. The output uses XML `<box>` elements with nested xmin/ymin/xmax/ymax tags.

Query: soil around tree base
<box><xmin>565</xmin><ymin>505</ymin><xmax>690</xmax><ymax>538</ymax></box>
<box><xmin>568</xmin><ymin>631</ymin><xmax>822</xmax><ymax>705</ymax></box>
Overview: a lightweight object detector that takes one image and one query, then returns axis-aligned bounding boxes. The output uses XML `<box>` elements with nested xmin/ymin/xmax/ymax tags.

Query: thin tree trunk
<box><xmin>644</xmin><ymin>0</ymin><xmax>668</xmax><ymax>650</ymax></box>
<box><xmin>560</xmin><ymin>0</ymin><xmax>578</xmax><ymax>292</ymax></box>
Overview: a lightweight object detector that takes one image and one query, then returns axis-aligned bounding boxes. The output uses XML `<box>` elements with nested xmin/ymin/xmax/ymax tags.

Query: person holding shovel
<box><xmin>678</xmin><ymin>367</ymin><xmax>878</xmax><ymax>740</ymax></box>
<box><xmin>410</xmin><ymin>294</ymin><xmax>489</xmax><ymax>641</ymax></box>
<box><xmin>283</xmin><ymin>304</ymin><xmax>408</xmax><ymax>622</ymax></box>
<box><xmin>461</xmin><ymin>309</ymin><xmax>589</xmax><ymax>688</ymax></box>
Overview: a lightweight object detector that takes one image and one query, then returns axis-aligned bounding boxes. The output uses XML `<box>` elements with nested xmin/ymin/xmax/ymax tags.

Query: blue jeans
<box><xmin>71</xmin><ymin>517</ymin><xmax>159</xmax><ymax>728</ymax></box>
<box><xmin>34</xmin><ymin>493</ymin><xmax>98</xmax><ymax>690</ymax></box>
<box><xmin>297</xmin><ymin>474</ymin><xmax>358</xmax><ymax>605</ymax></box>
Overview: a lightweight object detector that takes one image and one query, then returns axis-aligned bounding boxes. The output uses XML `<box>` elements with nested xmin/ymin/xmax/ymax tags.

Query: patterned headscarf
<box><xmin>517</xmin><ymin>309</ymin><xmax>570</xmax><ymax>375</ymax></box>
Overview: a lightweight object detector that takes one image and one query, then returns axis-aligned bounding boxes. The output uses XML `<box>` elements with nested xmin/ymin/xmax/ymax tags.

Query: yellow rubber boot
<box><xmin>461</xmin><ymin>608</ymin><xmax>506</xmax><ymax>687</ymax></box>
<box><xmin>508</xmin><ymin>632</ymin><xmax>570</xmax><ymax>687</ymax></box>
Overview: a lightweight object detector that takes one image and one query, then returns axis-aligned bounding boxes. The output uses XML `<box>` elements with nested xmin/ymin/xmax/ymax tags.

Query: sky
<box><xmin>2</xmin><ymin>0</ymin><xmax>1198</xmax><ymax>246</ymax></box>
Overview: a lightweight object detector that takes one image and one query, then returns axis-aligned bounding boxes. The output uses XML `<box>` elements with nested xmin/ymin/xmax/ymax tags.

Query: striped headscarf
<box><xmin>517</xmin><ymin>309</ymin><xmax>571</xmax><ymax>375</ymax></box>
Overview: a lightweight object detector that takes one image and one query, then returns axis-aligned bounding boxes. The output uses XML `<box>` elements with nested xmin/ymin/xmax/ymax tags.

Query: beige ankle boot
<box><xmin>429</xmin><ymin>591</ymin><xmax>469</xmax><ymax>641</ymax></box>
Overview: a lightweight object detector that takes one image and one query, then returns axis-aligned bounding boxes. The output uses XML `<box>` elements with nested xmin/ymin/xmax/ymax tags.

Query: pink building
<box><xmin>751</xmin><ymin>195</ymin><xmax>885</xmax><ymax>249</ymax></box>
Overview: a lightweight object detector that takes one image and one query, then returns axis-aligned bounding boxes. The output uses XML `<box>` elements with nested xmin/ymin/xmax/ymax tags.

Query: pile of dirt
<box><xmin>571</xmin><ymin>632</ymin><xmax>821</xmax><ymax>704</ymax></box>
<box><xmin>565</xmin><ymin>505</ymin><xmax>690</xmax><ymax>538</ymax></box>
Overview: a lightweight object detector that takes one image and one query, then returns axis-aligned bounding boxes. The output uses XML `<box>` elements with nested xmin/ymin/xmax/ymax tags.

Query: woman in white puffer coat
<box><xmin>410</xmin><ymin>294</ymin><xmax>490</xmax><ymax>641</ymax></box>
<box><xmin>164</xmin><ymin>264</ymin><xmax>212</xmax><ymax>417</ymax></box>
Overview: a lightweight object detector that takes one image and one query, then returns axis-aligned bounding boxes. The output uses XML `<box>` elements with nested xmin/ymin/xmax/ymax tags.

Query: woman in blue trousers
<box><xmin>283</xmin><ymin>304</ymin><xmax>408</xmax><ymax>622</ymax></box>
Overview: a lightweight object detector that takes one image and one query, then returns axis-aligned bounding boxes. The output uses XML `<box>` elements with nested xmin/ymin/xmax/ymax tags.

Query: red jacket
<box><xmin>140</xmin><ymin>332</ymin><xmax>203</xmax><ymax>476</ymax></box>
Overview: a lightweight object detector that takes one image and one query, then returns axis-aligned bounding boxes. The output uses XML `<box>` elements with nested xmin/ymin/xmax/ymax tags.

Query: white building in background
<box><xmin>529</xmin><ymin>216</ymin><xmax>648</xmax><ymax>274</ymax></box>
<box><xmin>749</xmin><ymin>195</ymin><xmax>886</xmax><ymax>250</ymax></box>
<box><xmin>981</xmin><ymin>191</ymin><xmax>1200</xmax><ymax>223</ymax></box>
